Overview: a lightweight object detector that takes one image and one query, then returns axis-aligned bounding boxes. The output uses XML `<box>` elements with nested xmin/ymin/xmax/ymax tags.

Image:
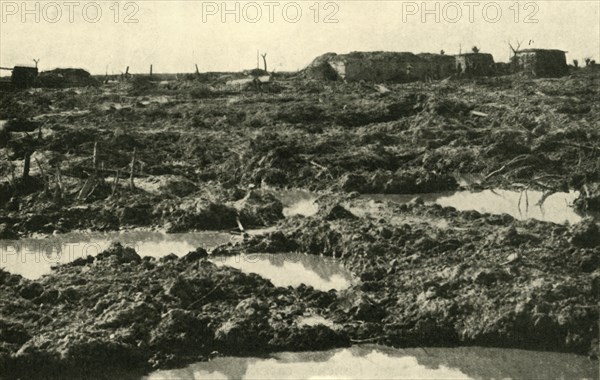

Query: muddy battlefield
<box><xmin>0</xmin><ymin>47</ymin><xmax>599</xmax><ymax>379</ymax></box>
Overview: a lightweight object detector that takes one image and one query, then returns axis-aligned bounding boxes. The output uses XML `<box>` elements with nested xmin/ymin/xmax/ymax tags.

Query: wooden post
<box><xmin>150</xmin><ymin>64</ymin><xmax>153</xmax><ymax>76</ymax></box>
<box><xmin>129</xmin><ymin>148</ymin><xmax>136</xmax><ymax>190</ymax></box>
<box><xmin>54</xmin><ymin>162</ymin><xmax>63</xmax><ymax>202</ymax></box>
<box><xmin>236</xmin><ymin>216</ymin><xmax>245</xmax><ymax>233</ymax></box>
<box><xmin>92</xmin><ymin>141</ymin><xmax>98</xmax><ymax>171</ymax></box>
<box><xmin>34</xmin><ymin>157</ymin><xmax>48</xmax><ymax>194</ymax></box>
<box><xmin>111</xmin><ymin>169</ymin><xmax>120</xmax><ymax>198</ymax></box>
<box><xmin>8</xmin><ymin>154</ymin><xmax>15</xmax><ymax>186</ymax></box>
<box><xmin>77</xmin><ymin>177</ymin><xmax>91</xmax><ymax>200</ymax></box>
<box><xmin>22</xmin><ymin>152</ymin><xmax>31</xmax><ymax>179</ymax></box>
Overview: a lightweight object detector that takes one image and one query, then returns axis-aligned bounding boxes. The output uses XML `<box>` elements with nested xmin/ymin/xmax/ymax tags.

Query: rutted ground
<box><xmin>218</xmin><ymin>197</ymin><xmax>599</xmax><ymax>353</ymax></box>
<box><xmin>0</xmin><ymin>200</ymin><xmax>597</xmax><ymax>378</ymax></box>
<box><xmin>1</xmin><ymin>70</ymin><xmax>599</xmax><ymax>237</ymax></box>
<box><xmin>0</xmin><ymin>69</ymin><xmax>599</xmax><ymax>378</ymax></box>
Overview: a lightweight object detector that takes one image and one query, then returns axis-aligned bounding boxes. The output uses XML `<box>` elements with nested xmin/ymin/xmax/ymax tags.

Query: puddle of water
<box><xmin>144</xmin><ymin>345</ymin><xmax>597</xmax><ymax>380</ymax></box>
<box><xmin>0</xmin><ymin>231</ymin><xmax>236</xmax><ymax>279</ymax></box>
<box><xmin>0</xmin><ymin>231</ymin><xmax>355</xmax><ymax>290</ymax></box>
<box><xmin>363</xmin><ymin>190</ymin><xmax>585</xmax><ymax>224</ymax></box>
<box><xmin>235</xmin><ymin>189</ymin><xmax>319</xmax><ymax>218</ymax></box>
<box><xmin>282</xmin><ymin>199</ymin><xmax>319</xmax><ymax>218</ymax></box>
<box><xmin>211</xmin><ymin>253</ymin><xmax>353</xmax><ymax>291</ymax></box>
<box><xmin>265</xmin><ymin>189</ymin><xmax>319</xmax><ymax>217</ymax></box>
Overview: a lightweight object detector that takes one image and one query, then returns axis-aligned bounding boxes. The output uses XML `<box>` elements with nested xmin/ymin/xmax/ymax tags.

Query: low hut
<box><xmin>512</xmin><ymin>49</ymin><xmax>568</xmax><ymax>77</ymax></box>
<box><xmin>454</xmin><ymin>53</ymin><xmax>495</xmax><ymax>77</ymax></box>
<box><xmin>11</xmin><ymin>66</ymin><xmax>38</xmax><ymax>88</ymax></box>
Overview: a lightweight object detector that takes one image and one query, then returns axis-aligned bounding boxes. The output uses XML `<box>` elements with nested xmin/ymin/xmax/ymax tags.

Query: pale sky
<box><xmin>1</xmin><ymin>1</ymin><xmax>599</xmax><ymax>74</ymax></box>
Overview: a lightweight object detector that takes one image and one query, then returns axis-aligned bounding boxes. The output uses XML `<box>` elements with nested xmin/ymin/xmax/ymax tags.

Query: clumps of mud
<box><xmin>0</xmin><ymin>243</ymin><xmax>347</xmax><ymax>379</ymax></box>
<box><xmin>1</xmin><ymin>199</ymin><xmax>598</xmax><ymax>378</ymax></box>
<box><xmin>574</xmin><ymin>182</ymin><xmax>600</xmax><ymax>213</ymax></box>
<box><xmin>339</xmin><ymin>169</ymin><xmax>458</xmax><ymax>194</ymax></box>
<box><xmin>218</xmin><ymin>198</ymin><xmax>600</xmax><ymax>356</ymax></box>
<box><xmin>0</xmin><ymin>187</ymin><xmax>285</xmax><ymax>237</ymax></box>
<box><xmin>2</xmin><ymin>71</ymin><xmax>600</xmax><ymax>240</ymax></box>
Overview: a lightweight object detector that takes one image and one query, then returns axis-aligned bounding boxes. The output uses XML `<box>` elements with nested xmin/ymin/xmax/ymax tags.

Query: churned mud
<box><xmin>0</xmin><ymin>69</ymin><xmax>599</xmax><ymax>378</ymax></box>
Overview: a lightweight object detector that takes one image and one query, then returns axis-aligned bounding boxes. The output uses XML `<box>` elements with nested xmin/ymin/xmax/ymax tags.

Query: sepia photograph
<box><xmin>0</xmin><ymin>0</ymin><xmax>599</xmax><ymax>378</ymax></box>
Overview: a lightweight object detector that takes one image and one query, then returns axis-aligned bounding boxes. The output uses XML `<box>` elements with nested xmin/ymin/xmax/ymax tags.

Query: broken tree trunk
<box><xmin>129</xmin><ymin>148</ymin><xmax>136</xmax><ymax>190</ymax></box>
<box><xmin>195</xmin><ymin>64</ymin><xmax>200</xmax><ymax>75</ymax></box>
<box><xmin>150</xmin><ymin>64</ymin><xmax>153</xmax><ymax>76</ymax></box>
<box><xmin>261</xmin><ymin>53</ymin><xmax>268</xmax><ymax>72</ymax></box>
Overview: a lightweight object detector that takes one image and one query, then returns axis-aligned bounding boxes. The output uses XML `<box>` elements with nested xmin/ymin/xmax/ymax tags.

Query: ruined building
<box><xmin>0</xmin><ymin>66</ymin><xmax>39</xmax><ymax>88</ymax></box>
<box><xmin>307</xmin><ymin>51</ymin><xmax>496</xmax><ymax>83</ymax></box>
<box><xmin>36</xmin><ymin>68</ymin><xmax>100</xmax><ymax>88</ymax></box>
<box><xmin>324</xmin><ymin>52</ymin><xmax>425</xmax><ymax>83</ymax></box>
<box><xmin>305</xmin><ymin>52</ymin><xmax>340</xmax><ymax>81</ymax></box>
<box><xmin>417</xmin><ymin>53</ymin><xmax>456</xmax><ymax>80</ymax></box>
<box><xmin>512</xmin><ymin>49</ymin><xmax>568</xmax><ymax>77</ymax></box>
<box><xmin>454</xmin><ymin>53</ymin><xmax>495</xmax><ymax>77</ymax></box>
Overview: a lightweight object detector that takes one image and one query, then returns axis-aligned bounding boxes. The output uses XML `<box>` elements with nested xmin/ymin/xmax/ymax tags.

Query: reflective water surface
<box><xmin>211</xmin><ymin>253</ymin><xmax>354</xmax><ymax>291</ymax></box>
<box><xmin>145</xmin><ymin>345</ymin><xmax>598</xmax><ymax>380</ymax></box>
<box><xmin>363</xmin><ymin>189</ymin><xmax>586</xmax><ymax>224</ymax></box>
<box><xmin>0</xmin><ymin>232</ymin><xmax>355</xmax><ymax>291</ymax></box>
<box><xmin>276</xmin><ymin>189</ymin><xmax>320</xmax><ymax>217</ymax></box>
<box><xmin>0</xmin><ymin>231</ymin><xmax>236</xmax><ymax>279</ymax></box>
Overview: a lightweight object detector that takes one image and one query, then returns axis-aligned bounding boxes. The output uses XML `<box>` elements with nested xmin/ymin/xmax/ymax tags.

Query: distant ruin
<box><xmin>10</xmin><ymin>66</ymin><xmax>39</xmax><ymax>88</ymax></box>
<box><xmin>512</xmin><ymin>49</ymin><xmax>568</xmax><ymax>77</ymax></box>
<box><xmin>322</xmin><ymin>52</ymin><xmax>424</xmax><ymax>82</ymax></box>
<box><xmin>307</xmin><ymin>51</ymin><xmax>496</xmax><ymax>82</ymax></box>
<box><xmin>36</xmin><ymin>68</ymin><xmax>100</xmax><ymax>88</ymax></box>
<box><xmin>454</xmin><ymin>53</ymin><xmax>495</xmax><ymax>77</ymax></box>
<box><xmin>0</xmin><ymin>66</ymin><xmax>38</xmax><ymax>88</ymax></box>
<box><xmin>416</xmin><ymin>53</ymin><xmax>456</xmax><ymax>80</ymax></box>
<box><xmin>307</xmin><ymin>48</ymin><xmax>572</xmax><ymax>83</ymax></box>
